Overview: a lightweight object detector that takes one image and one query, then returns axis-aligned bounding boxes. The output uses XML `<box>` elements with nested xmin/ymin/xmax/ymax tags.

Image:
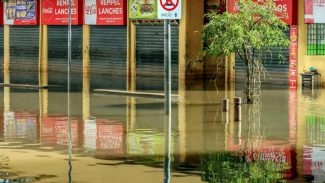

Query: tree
<box><xmin>202</xmin><ymin>0</ymin><xmax>290</xmax><ymax>104</ymax></box>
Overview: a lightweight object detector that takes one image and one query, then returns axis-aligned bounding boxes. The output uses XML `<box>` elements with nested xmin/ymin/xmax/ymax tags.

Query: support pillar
<box><xmin>39</xmin><ymin>25</ymin><xmax>48</xmax><ymax>87</ymax></box>
<box><xmin>127</xmin><ymin>19</ymin><xmax>136</xmax><ymax>91</ymax></box>
<box><xmin>4</xmin><ymin>25</ymin><xmax>10</xmax><ymax>83</ymax></box>
<box><xmin>83</xmin><ymin>25</ymin><xmax>91</xmax><ymax>121</ymax></box>
<box><xmin>179</xmin><ymin>0</ymin><xmax>204</xmax><ymax>86</ymax></box>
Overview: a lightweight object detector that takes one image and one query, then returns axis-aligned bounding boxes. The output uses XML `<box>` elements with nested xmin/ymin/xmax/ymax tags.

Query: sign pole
<box><xmin>164</xmin><ymin>19</ymin><xmax>172</xmax><ymax>183</ymax></box>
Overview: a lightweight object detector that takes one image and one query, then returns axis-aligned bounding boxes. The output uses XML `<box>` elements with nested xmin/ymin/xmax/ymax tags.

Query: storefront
<box><xmin>4</xmin><ymin>0</ymin><xmax>39</xmax><ymax>84</ymax></box>
<box><xmin>227</xmin><ymin>0</ymin><xmax>298</xmax><ymax>89</ymax></box>
<box><xmin>299</xmin><ymin>0</ymin><xmax>325</xmax><ymax>86</ymax></box>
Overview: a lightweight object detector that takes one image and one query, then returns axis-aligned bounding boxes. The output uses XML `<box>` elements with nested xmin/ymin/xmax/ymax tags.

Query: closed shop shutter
<box><xmin>235</xmin><ymin>31</ymin><xmax>290</xmax><ymax>90</ymax></box>
<box><xmin>136</xmin><ymin>25</ymin><xmax>179</xmax><ymax>90</ymax></box>
<box><xmin>48</xmin><ymin>26</ymin><xmax>83</xmax><ymax>90</ymax></box>
<box><xmin>90</xmin><ymin>26</ymin><xmax>127</xmax><ymax>90</ymax></box>
<box><xmin>10</xmin><ymin>26</ymin><xmax>39</xmax><ymax>84</ymax></box>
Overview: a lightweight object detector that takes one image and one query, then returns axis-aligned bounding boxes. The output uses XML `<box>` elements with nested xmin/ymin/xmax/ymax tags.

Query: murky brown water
<box><xmin>0</xmin><ymin>87</ymin><xmax>324</xmax><ymax>182</ymax></box>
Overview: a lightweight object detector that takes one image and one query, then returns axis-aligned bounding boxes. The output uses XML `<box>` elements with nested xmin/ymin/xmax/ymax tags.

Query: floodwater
<box><xmin>0</xmin><ymin>85</ymin><xmax>324</xmax><ymax>183</ymax></box>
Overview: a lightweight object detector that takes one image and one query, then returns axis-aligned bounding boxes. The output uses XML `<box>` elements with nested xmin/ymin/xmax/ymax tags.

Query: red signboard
<box><xmin>41</xmin><ymin>0</ymin><xmax>83</xmax><ymax>25</ymax></box>
<box><xmin>84</xmin><ymin>0</ymin><xmax>126</xmax><ymax>25</ymax></box>
<box><xmin>4</xmin><ymin>0</ymin><xmax>38</xmax><ymax>25</ymax></box>
<box><xmin>228</xmin><ymin>0</ymin><xmax>297</xmax><ymax>25</ymax></box>
<box><xmin>289</xmin><ymin>25</ymin><xmax>298</xmax><ymax>89</ymax></box>
<box><xmin>305</xmin><ymin>0</ymin><xmax>325</xmax><ymax>23</ymax></box>
<box><xmin>0</xmin><ymin>3</ymin><xmax>3</xmax><ymax>25</ymax></box>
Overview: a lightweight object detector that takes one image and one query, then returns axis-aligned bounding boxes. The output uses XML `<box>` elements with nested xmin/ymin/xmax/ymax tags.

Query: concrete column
<box><xmin>177</xmin><ymin>89</ymin><xmax>186</xmax><ymax>162</ymax></box>
<box><xmin>127</xmin><ymin>18</ymin><xmax>136</xmax><ymax>91</ymax></box>
<box><xmin>3</xmin><ymin>25</ymin><xmax>10</xmax><ymax>111</ymax></box>
<box><xmin>4</xmin><ymin>25</ymin><xmax>10</xmax><ymax>78</ymax></box>
<box><xmin>4</xmin><ymin>86</ymin><xmax>10</xmax><ymax>113</ymax></box>
<box><xmin>127</xmin><ymin>97</ymin><xmax>136</xmax><ymax>131</ymax></box>
<box><xmin>39</xmin><ymin>89</ymin><xmax>48</xmax><ymax>116</ymax></box>
<box><xmin>179</xmin><ymin>0</ymin><xmax>204</xmax><ymax>86</ymax></box>
<box><xmin>83</xmin><ymin>25</ymin><xmax>91</xmax><ymax>121</ymax></box>
<box><xmin>39</xmin><ymin>25</ymin><xmax>48</xmax><ymax>87</ymax></box>
<box><xmin>40</xmin><ymin>25</ymin><xmax>48</xmax><ymax>86</ymax></box>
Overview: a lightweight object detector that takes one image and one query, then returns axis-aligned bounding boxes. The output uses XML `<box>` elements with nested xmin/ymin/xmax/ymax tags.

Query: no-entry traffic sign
<box><xmin>158</xmin><ymin>0</ymin><xmax>181</xmax><ymax>19</ymax></box>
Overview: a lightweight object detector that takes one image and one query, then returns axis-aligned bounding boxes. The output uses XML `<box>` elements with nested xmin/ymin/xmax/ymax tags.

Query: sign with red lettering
<box><xmin>84</xmin><ymin>0</ymin><xmax>126</xmax><ymax>25</ymax></box>
<box><xmin>289</xmin><ymin>25</ymin><xmax>298</xmax><ymax>89</ymax></box>
<box><xmin>0</xmin><ymin>3</ymin><xmax>3</xmax><ymax>25</ymax></box>
<box><xmin>228</xmin><ymin>0</ymin><xmax>297</xmax><ymax>25</ymax></box>
<box><xmin>41</xmin><ymin>0</ymin><xmax>83</xmax><ymax>25</ymax></box>
<box><xmin>305</xmin><ymin>0</ymin><xmax>325</xmax><ymax>23</ymax></box>
<box><xmin>4</xmin><ymin>0</ymin><xmax>38</xmax><ymax>25</ymax></box>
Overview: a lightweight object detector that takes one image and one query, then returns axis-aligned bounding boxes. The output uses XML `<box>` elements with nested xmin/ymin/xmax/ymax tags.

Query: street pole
<box><xmin>68</xmin><ymin>0</ymin><xmax>72</xmax><ymax>183</ymax></box>
<box><xmin>164</xmin><ymin>19</ymin><xmax>172</xmax><ymax>183</ymax></box>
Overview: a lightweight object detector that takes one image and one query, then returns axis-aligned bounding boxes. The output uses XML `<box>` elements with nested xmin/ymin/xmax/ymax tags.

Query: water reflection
<box><xmin>1</xmin><ymin>88</ymin><xmax>325</xmax><ymax>182</ymax></box>
<box><xmin>201</xmin><ymin>104</ymin><xmax>293</xmax><ymax>182</ymax></box>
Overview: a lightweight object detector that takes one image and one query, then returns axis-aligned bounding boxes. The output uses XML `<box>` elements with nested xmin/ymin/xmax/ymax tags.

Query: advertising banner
<box><xmin>84</xmin><ymin>0</ymin><xmax>126</xmax><ymax>25</ymax></box>
<box><xmin>41</xmin><ymin>0</ymin><xmax>83</xmax><ymax>25</ymax></box>
<box><xmin>128</xmin><ymin>0</ymin><xmax>157</xmax><ymax>19</ymax></box>
<box><xmin>228</xmin><ymin>0</ymin><xmax>297</xmax><ymax>25</ymax></box>
<box><xmin>305</xmin><ymin>0</ymin><xmax>325</xmax><ymax>23</ymax></box>
<box><xmin>4</xmin><ymin>0</ymin><xmax>38</xmax><ymax>25</ymax></box>
<box><xmin>0</xmin><ymin>3</ymin><xmax>3</xmax><ymax>25</ymax></box>
<box><xmin>289</xmin><ymin>25</ymin><xmax>298</xmax><ymax>89</ymax></box>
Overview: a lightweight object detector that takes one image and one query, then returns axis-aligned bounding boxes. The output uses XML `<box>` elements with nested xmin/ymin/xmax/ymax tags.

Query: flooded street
<box><xmin>0</xmin><ymin>86</ymin><xmax>324</xmax><ymax>183</ymax></box>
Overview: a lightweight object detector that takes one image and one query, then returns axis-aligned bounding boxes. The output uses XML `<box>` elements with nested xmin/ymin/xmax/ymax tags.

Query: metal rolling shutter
<box><xmin>235</xmin><ymin>31</ymin><xmax>290</xmax><ymax>90</ymax></box>
<box><xmin>136</xmin><ymin>25</ymin><xmax>179</xmax><ymax>91</ymax></box>
<box><xmin>10</xmin><ymin>26</ymin><xmax>39</xmax><ymax>84</ymax></box>
<box><xmin>90</xmin><ymin>26</ymin><xmax>127</xmax><ymax>90</ymax></box>
<box><xmin>48</xmin><ymin>26</ymin><xmax>83</xmax><ymax>90</ymax></box>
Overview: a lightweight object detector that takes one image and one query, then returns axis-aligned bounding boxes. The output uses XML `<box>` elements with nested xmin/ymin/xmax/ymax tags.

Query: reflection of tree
<box><xmin>201</xmin><ymin>151</ymin><xmax>288</xmax><ymax>183</ymax></box>
<box><xmin>201</xmin><ymin>104</ymin><xmax>289</xmax><ymax>182</ymax></box>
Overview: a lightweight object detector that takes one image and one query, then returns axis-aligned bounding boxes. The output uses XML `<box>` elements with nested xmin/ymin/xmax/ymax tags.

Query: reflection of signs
<box><xmin>247</xmin><ymin>149</ymin><xmax>288</xmax><ymax>163</ymax></box>
<box><xmin>160</xmin><ymin>0</ymin><xmax>179</xmax><ymax>11</ymax></box>
<box><xmin>41</xmin><ymin>117</ymin><xmax>79</xmax><ymax>146</ymax></box>
<box><xmin>3</xmin><ymin>112</ymin><xmax>37</xmax><ymax>140</ymax></box>
<box><xmin>303</xmin><ymin>146</ymin><xmax>325</xmax><ymax>179</ymax></box>
<box><xmin>96</xmin><ymin>122</ymin><xmax>124</xmax><ymax>154</ymax></box>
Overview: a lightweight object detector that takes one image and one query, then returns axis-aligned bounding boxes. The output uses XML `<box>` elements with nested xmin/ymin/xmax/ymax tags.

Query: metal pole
<box><xmin>67</xmin><ymin>0</ymin><xmax>72</xmax><ymax>182</ymax></box>
<box><xmin>164</xmin><ymin>19</ymin><xmax>172</xmax><ymax>183</ymax></box>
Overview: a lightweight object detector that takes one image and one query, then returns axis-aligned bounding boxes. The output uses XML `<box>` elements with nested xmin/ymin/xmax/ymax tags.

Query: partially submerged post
<box><xmin>222</xmin><ymin>99</ymin><xmax>229</xmax><ymax>122</ymax></box>
<box><xmin>234</xmin><ymin>97</ymin><xmax>242</xmax><ymax>121</ymax></box>
<box><xmin>222</xmin><ymin>99</ymin><xmax>229</xmax><ymax>112</ymax></box>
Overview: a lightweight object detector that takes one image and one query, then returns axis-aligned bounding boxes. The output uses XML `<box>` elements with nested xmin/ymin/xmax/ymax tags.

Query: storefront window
<box><xmin>307</xmin><ymin>24</ymin><xmax>325</xmax><ymax>55</ymax></box>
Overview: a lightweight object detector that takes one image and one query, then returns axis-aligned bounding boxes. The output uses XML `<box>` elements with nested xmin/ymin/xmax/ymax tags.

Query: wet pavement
<box><xmin>0</xmin><ymin>86</ymin><xmax>324</xmax><ymax>182</ymax></box>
